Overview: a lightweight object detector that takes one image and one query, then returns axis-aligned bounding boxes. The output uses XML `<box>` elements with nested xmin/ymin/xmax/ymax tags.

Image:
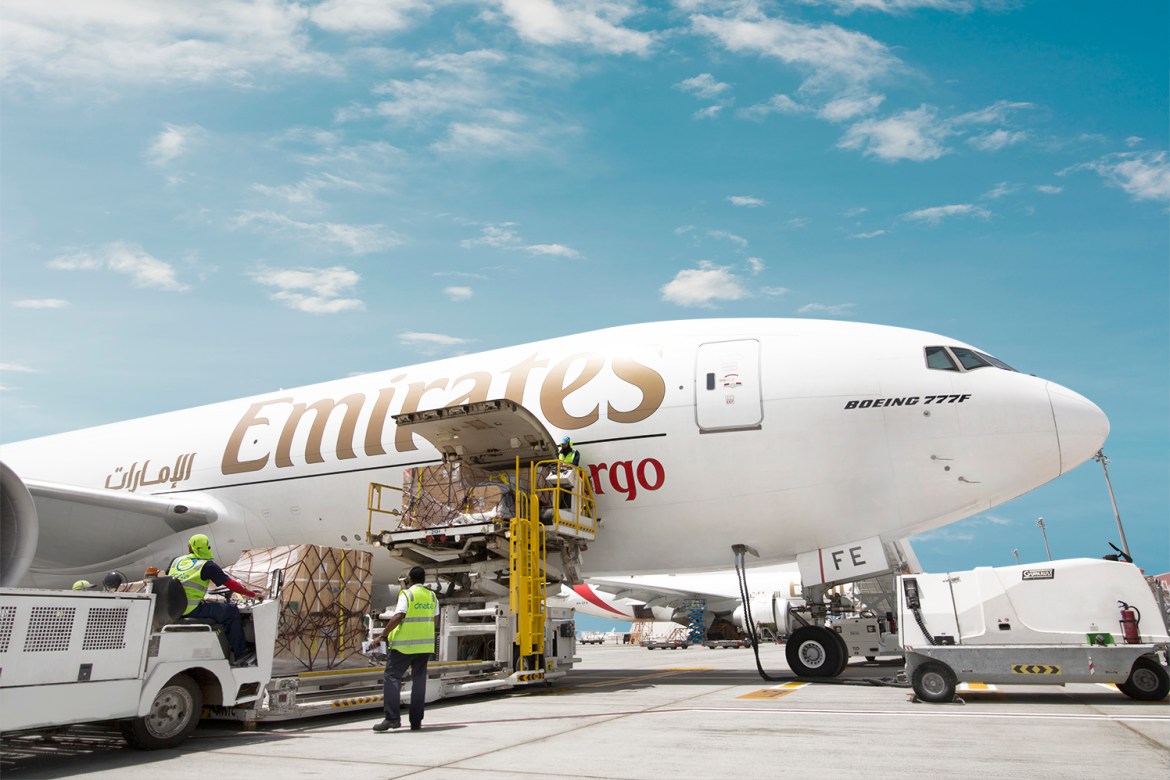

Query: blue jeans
<box><xmin>189</xmin><ymin>601</ymin><xmax>249</xmax><ymax>658</ymax></box>
<box><xmin>383</xmin><ymin>650</ymin><xmax>431</xmax><ymax>727</ymax></box>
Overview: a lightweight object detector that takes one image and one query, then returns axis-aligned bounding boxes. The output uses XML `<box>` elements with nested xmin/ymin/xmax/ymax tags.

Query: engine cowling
<box><xmin>0</xmin><ymin>461</ymin><xmax>38</xmax><ymax>586</ymax></box>
<box><xmin>732</xmin><ymin>592</ymin><xmax>800</xmax><ymax>639</ymax></box>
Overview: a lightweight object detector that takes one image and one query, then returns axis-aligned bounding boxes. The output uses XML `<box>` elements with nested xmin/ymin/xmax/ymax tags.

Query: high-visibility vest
<box><xmin>168</xmin><ymin>554</ymin><xmax>210</xmax><ymax>615</ymax></box>
<box><xmin>558</xmin><ymin>447</ymin><xmax>580</xmax><ymax>466</ymax></box>
<box><xmin>388</xmin><ymin>584</ymin><xmax>437</xmax><ymax>654</ymax></box>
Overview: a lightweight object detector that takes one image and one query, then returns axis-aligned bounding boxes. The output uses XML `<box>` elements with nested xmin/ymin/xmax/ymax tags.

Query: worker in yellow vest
<box><xmin>371</xmin><ymin>566</ymin><xmax>438</xmax><ymax>732</ymax></box>
<box><xmin>168</xmin><ymin>533</ymin><xmax>261</xmax><ymax>666</ymax></box>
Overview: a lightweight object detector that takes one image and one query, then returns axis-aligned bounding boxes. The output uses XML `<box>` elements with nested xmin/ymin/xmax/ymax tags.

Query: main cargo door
<box><xmin>695</xmin><ymin>339</ymin><xmax>763</xmax><ymax>432</ymax></box>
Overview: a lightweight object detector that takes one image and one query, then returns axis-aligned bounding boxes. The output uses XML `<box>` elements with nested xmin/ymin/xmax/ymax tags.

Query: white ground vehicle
<box><xmin>0</xmin><ymin>579</ymin><xmax>279</xmax><ymax>749</ymax></box>
<box><xmin>898</xmin><ymin>558</ymin><xmax>1170</xmax><ymax>702</ymax></box>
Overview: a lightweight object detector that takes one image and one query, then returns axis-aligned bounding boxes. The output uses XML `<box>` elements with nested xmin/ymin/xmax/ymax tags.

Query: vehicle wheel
<box><xmin>785</xmin><ymin>626</ymin><xmax>843</xmax><ymax>678</ymax></box>
<box><xmin>121</xmin><ymin>673</ymin><xmax>202</xmax><ymax>750</ymax></box>
<box><xmin>1118</xmin><ymin>656</ymin><xmax>1170</xmax><ymax>701</ymax></box>
<box><xmin>912</xmin><ymin>661</ymin><xmax>957</xmax><ymax>703</ymax></box>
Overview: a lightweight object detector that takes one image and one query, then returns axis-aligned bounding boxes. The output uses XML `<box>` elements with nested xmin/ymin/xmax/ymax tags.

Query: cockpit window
<box><xmin>925</xmin><ymin>346</ymin><xmax>959</xmax><ymax>371</ymax></box>
<box><xmin>975</xmin><ymin>350</ymin><xmax>1016</xmax><ymax>372</ymax></box>
<box><xmin>951</xmin><ymin>347</ymin><xmax>991</xmax><ymax>370</ymax></box>
<box><xmin>925</xmin><ymin>346</ymin><xmax>1018</xmax><ymax>373</ymax></box>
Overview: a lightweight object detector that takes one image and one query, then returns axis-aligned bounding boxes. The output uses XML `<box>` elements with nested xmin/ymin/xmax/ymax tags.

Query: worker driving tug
<box><xmin>168</xmin><ymin>533</ymin><xmax>263</xmax><ymax>667</ymax></box>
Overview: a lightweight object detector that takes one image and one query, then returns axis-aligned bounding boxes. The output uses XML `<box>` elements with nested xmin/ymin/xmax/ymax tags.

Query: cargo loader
<box><xmin>1</xmin><ymin>400</ymin><xmax>596</xmax><ymax>743</ymax></box>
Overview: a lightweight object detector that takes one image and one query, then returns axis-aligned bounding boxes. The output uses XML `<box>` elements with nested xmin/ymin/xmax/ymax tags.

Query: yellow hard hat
<box><xmin>72</xmin><ymin>580</ymin><xmax>93</xmax><ymax>591</ymax></box>
<box><xmin>188</xmin><ymin>533</ymin><xmax>214</xmax><ymax>560</ymax></box>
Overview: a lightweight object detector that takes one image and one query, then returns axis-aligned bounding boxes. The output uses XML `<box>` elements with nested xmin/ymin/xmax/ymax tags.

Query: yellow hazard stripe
<box><xmin>1011</xmin><ymin>664</ymin><xmax>1062</xmax><ymax>675</ymax></box>
<box><xmin>330</xmin><ymin>695</ymin><xmax>384</xmax><ymax>709</ymax></box>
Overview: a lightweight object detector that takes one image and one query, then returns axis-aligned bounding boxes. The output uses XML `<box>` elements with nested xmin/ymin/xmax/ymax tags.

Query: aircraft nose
<box><xmin>1047</xmin><ymin>381</ymin><xmax>1110</xmax><ymax>474</ymax></box>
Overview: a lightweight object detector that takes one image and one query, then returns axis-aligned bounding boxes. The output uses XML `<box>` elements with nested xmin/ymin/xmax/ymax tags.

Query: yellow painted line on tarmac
<box><xmin>959</xmin><ymin>683</ymin><xmax>995</xmax><ymax>691</ymax></box>
<box><xmin>739</xmin><ymin>682</ymin><xmax>809</xmax><ymax>700</ymax></box>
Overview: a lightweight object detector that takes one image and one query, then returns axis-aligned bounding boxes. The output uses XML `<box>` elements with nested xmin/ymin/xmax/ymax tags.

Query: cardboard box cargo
<box><xmin>226</xmin><ymin>545</ymin><xmax>373</xmax><ymax>674</ymax></box>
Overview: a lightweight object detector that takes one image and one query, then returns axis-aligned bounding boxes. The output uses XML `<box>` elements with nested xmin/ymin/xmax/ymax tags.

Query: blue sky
<box><xmin>2</xmin><ymin>1</ymin><xmax>1167</xmax><ymax>580</ymax></box>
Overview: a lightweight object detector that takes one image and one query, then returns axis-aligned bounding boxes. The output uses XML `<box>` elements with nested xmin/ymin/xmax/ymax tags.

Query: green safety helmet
<box><xmin>72</xmin><ymin>580</ymin><xmax>93</xmax><ymax>591</ymax></box>
<box><xmin>188</xmin><ymin>533</ymin><xmax>214</xmax><ymax>560</ymax></box>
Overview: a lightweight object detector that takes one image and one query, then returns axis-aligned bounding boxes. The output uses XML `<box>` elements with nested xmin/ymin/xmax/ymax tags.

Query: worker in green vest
<box><xmin>371</xmin><ymin>566</ymin><xmax>438</xmax><ymax>732</ymax></box>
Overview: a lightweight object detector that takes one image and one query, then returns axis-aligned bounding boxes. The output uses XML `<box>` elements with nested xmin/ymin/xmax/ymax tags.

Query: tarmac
<box><xmin>3</xmin><ymin>642</ymin><xmax>1167</xmax><ymax>779</ymax></box>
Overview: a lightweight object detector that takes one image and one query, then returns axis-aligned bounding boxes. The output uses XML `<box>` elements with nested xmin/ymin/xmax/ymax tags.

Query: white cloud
<box><xmin>984</xmin><ymin>181</ymin><xmax>1018</xmax><ymax>199</ymax></box>
<box><xmin>0</xmin><ymin>363</ymin><xmax>39</xmax><ymax>373</ymax></box>
<box><xmin>693</xmin><ymin>105</ymin><xmax>723</xmax><ymax>120</ymax></box>
<box><xmin>692</xmin><ymin>12</ymin><xmax>899</xmax><ymax>91</ymax></box>
<box><xmin>309</xmin><ymin>0</ymin><xmax>430</xmax><ymax>34</ymax></box>
<box><xmin>461</xmin><ymin>223</ymin><xmax>579</xmax><ymax>257</ymax></box>
<box><xmin>431</xmin><ymin>120</ymin><xmax>534</xmax><ymax>156</ymax></box>
<box><xmin>1</xmin><ymin>0</ymin><xmax>337</xmax><ymax>91</ymax></box>
<box><xmin>1034</xmin><ymin>184</ymin><xmax>1062</xmax><ymax>195</ymax></box>
<box><xmin>810</xmin><ymin>0</ymin><xmax>977</xmax><ymax>12</ymax></box>
<box><xmin>839</xmin><ymin>106</ymin><xmax>950</xmax><ymax>162</ymax></box>
<box><xmin>660</xmin><ymin>262</ymin><xmax>749</xmax><ymax>307</ymax></box>
<box><xmin>233</xmin><ymin>211</ymin><xmax>403</xmax><ymax>254</ymax></box>
<box><xmin>399</xmin><ymin>331</ymin><xmax>471</xmax><ymax>354</ymax></box>
<box><xmin>728</xmin><ymin>195</ymin><xmax>766</xmax><ymax>207</ymax></box>
<box><xmin>526</xmin><ymin>243</ymin><xmax>581</xmax><ymax>258</ymax></box>
<box><xmin>496</xmin><ymin>0</ymin><xmax>654</xmax><ymax>56</ymax></box>
<box><xmin>818</xmin><ymin>92</ymin><xmax>884</xmax><ymax>122</ymax></box>
<box><xmin>47</xmin><ymin>242</ymin><xmax>189</xmax><ymax>291</ymax></box>
<box><xmin>678</xmin><ymin>73</ymin><xmax>730</xmax><ymax>99</ymax></box>
<box><xmin>1125</xmin><ymin>136</ymin><xmax>1143</xmax><ymax>148</ymax></box>
<box><xmin>797</xmin><ymin>302</ymin><xmax>856</xmax><ymax>316</ymax></box>
<box><xmin>901</xmin><ymin>203</ymin><xmax>992</xmax><ymax>223</ymax></box>
<box><xmin>13</xmin><ymin>298</ymin><xmax>70</xmax><ymax>309</ymax></box>
<box><xmin>707</xmin><ymin>230</ymin><xmax>748</xmax><ymax>248</ymax></box>
<box><xmin>444</xmin><ymin>286</ymin><xmax>473</xmax><ymax>301</ymax></box>
<box><xmin>952</xmin><ymin>100</ymin><xmax>1035</xmax><ymax>126</ymax></box>
<box><xmin>761</xmin><ymin>286</ymin><xmax>790</xmax><ymax>296</ymax></box>
<box><xmin>146</xmin><ymin>123</ymin><xmax>205</xmax><ymax>167</ymax></box>
<box><xmin>1061</xmin><ymin>151</ymin><xmax>1170</xmax><ymax>203</ymax></box>
<box><xmin>968</xmin><ymin>129</ymin><xmax>1027</xmax><ymax>152</ymax></box>
<box><xmin>739</xmin><ymin>93</ymin><xmax>807</xmax><ymax>119</ymax></box>
<box><xmin>253</xmin><ymin>173</ymin><xmax>379</xmax><ymax>207</ymax></box>
<box><xmin>250</xmin><ymin>265</ymin><xmax>365</xmax><ymax>314</ymax></box>
<box><xmin>462</xmin><ymin>224</ymin><xmax>522</xmax><ymax>249</ymax></box>
<box><xmin>747</xmin><ymin>257</ymin><xmax>766</xmax><ymax>274</ymax></box>
<box><xmin>849</xmin><ymin>229</ymin><xmax>888</xmax><ymax>239</ymax></box>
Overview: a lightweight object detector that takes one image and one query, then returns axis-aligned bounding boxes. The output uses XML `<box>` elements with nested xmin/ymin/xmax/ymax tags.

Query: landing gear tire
<box><xmin>121</xmin><ymin>673</ymin><xmax>202</xmax><ymax>750</ymax></box>
<box><xmin>912</xmin><ymin>661</ymin><xmax>957</xmax><ymax>704</ymax></box>
<box><xmin>786</xmin><ymin>626</ymin><xmax>844</xmax><ymax>678</ymax></box>
<box><xmin>1118</xmin><ymin>656</ymin><xmax>1170</xmax><ymax>701</ymax></box>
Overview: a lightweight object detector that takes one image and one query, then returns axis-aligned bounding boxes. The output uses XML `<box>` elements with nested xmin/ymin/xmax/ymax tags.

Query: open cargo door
<box><xmin>393</xmin><ymin>399</ymin><xmax>558</xmax><ymax>471</ymax></box>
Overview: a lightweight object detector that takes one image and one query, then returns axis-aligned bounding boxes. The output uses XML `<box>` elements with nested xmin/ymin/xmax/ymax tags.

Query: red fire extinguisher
<box><xmin>1118</xmin><ymin>601</ymin><xmax>1141</xmax><ymax>644</ymax></box>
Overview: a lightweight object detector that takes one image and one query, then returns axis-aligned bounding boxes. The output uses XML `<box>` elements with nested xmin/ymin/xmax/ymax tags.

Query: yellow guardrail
<box><xmin>530</xmin><ymin>459</ymin><xmax>598</xmax><ymax>537</ymax></box>
<box><xmin>366</xmin><ymin>482</ymin><xmax>402</xmax><ymax>543</ymax></box>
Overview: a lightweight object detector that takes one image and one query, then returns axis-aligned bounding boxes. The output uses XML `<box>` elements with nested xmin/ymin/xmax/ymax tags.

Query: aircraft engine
<box><xmin>732</xmin><ymin>592</ymin><xmax>800</xmax><ymax>639</ymax></box>
<box><xmin>0</xmin><ymin>461</ymin><xmax>39</xmax><ymax>586</ymax></box>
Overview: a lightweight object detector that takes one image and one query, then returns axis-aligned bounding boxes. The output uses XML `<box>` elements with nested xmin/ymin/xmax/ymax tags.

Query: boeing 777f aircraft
<box><xmin>0</xmin><ymin>318</ymin><xmax>1108</xmax><ymax>593</ymax></box>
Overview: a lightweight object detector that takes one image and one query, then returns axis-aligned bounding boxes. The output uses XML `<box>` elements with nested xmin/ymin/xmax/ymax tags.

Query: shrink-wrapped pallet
<box><xmin>226</xmin><ymin>545</ymin><xmax>373</xmax><ymax>674</ymax></box>
<box><xmin>400</xmin><ymin>462</ymin><xmax>490</xmax><ymax>528</ymax></box>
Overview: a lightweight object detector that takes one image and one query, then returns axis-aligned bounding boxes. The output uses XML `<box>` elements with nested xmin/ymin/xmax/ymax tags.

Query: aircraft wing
<box><xmin>24</xmin><ymin>479</ymin><xmax>219</xmax><ymax>570</ymax></box>
<box><xmin>583</xmin><ymin>577</ymin><xmax>743</xmax><ymax>616</ymax></box>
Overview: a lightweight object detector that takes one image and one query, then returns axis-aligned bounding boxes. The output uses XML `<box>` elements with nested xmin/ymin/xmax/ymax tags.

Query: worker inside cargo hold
<box><xmin>168</xmin><ymin>533</ymin><xmax>263</xmax><ymax>667</ymax></box>
<box><xmin>556</xmin><ymin>436</ymin><xmax>580</xmax><ymax>510</ymax></box>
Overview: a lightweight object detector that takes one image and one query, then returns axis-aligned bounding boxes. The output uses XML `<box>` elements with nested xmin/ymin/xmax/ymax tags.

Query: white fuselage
<box><xmin>0</xmin><ymin>319</ymin><xmax>1109</xmax><ymax>588</ymax></box>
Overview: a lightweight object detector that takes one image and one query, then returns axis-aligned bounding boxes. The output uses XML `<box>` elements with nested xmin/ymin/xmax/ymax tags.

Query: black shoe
<box><xmin>372</xmin><ymin>719</ymin><xmax>400</xmax><ymax>732</ymax></box>
<box><xmin>231</xmin><ymin>650</ymin><xmax>257</xmax><ymax>667</ymax></box>
<box><xmin>410</xmin><ymin>724</ymin><xmax>421</xmax><ymax>731</ymax></box>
